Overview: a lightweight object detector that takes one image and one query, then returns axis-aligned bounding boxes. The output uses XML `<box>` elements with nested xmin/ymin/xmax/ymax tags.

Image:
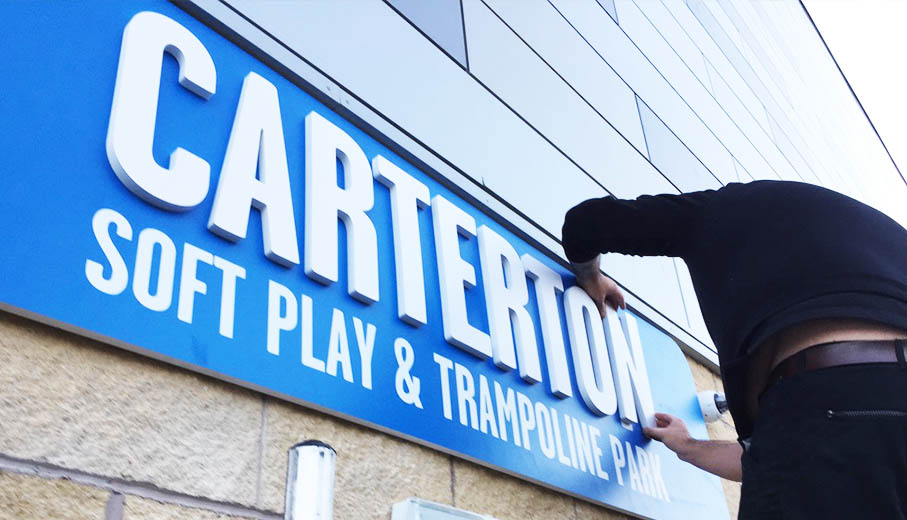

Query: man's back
<box><xmin>562</xmin><ymin>179</ymin><xmax>907</xmax><ymax>437</ymax></box>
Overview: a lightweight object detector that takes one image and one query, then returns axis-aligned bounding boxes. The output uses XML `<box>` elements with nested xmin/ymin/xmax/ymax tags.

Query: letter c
<box><xmin>106</xmin><ymin>11</ymin><xmax>216</xmax><ymax>211</ymax></box>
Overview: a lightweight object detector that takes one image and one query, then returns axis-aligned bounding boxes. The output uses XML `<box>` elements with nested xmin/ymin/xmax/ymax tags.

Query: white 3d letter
<box><xmin>478</xmin><ymin>225</ymin><xmax>541</xmax><ymax>383</ymax></box>
<box><xmin>372</xmin><ymin>155</ymin><xmax>430</xmax><ymax>326</ymax></box>
<box><xmin>208</xmin><ymin>72</ymin><xmax>299</xmax><ymax>266</ymax></box>
<box><xmin>304</xmin><ymin>111</ymin><xmax>379</xmax><ymax>304</ymax></box>
<box><xmin>85</xmin><ymin>208</ymin><xmax>133</xmax><ymax>295</ymax></box>
<box><xmin>604</xmin><ymin>307</ymin><xmax>656</xmax><ymax>428</ymax></box>
<box><xmin>431</xmin><ymin>195</ymin><xmax>491</xmax><ymax>358</ymax></box>
<box><xmin>522</xmin><ymin>255</ymin><xmax>572</xmax><ymax>398</ymax></box>
<box><xmin>564</xmin><ymin>286</ymin><xmax>617</xmax><ymax>416</ymax></box>
<box><xmin>106</xmin><ymin>11</ymin><xmax>216</xmax><ymax>211</ymax></box>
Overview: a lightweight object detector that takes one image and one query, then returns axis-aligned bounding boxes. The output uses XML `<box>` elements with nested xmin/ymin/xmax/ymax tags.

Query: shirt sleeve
<box><xmin>561</xmin><ymin>190</ymin><xmax>715</xmax><ymax>262</ymax></box>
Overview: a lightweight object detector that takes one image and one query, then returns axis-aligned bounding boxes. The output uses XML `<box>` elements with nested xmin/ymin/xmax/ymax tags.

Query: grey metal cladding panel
<box><xmin>601</xmin><ymin>254</ymin><xmax>690</xmax><ymax>332</ymax></box>
<box><xmin>478</xmin><ymin>0</ymin><xmax>648</xmax><ymax>158</ymax></box>
<box><xmin>386</xmin><ymin>0</ymin><xmax>468</xmax><ymax>67</ymax></box>
<box><xmin>763</xmin><ymin>114</ymin><xmax>822</xmax><ymax>186</ymax></box>
<box><xmin>609</xmin><ymin>0</ymin><xmax>796</xmax><ymax>184</ymax></box>
<box><xmin>658</xmin><ymin>0</ymin><xmax>805</xmax><ymax>180</ymax></box>
<box><xmin>772</xmin><ymin>115</ymin><xmax>836</xmax><ymax>189</ymax></box>
<box><xmin>685</xmin><ymin>0</ymin><xmax>792</xmax><ymax>122</ymax></box>
<box><xmin>662</xmin><ymin>0</ymin><xmax>778</xmax><ymax>142</ymax></box>
<box><xmin>748</xmin><ymin>0</ymin><xmax>809</xmax><ymax>87</ymax></box>
<box><xmin>462</xmin><ymin>0</ymin><xmax>677</xmax><ymax>200</ymax></box>
<box><xmin>549</xmin><ymin>0</ymin><xmax>738</xmax><ymax>186</ymax></box>
<box><xmin>709</xmin><ymin>0</ymin><xmax>793</xmax><ymax>102</ymax></box>
<box><xmin>666</xmin><ymin>0</ymin><xmax>785</xmax><ymax>126</ymax></box>
<box><xmin>636</xmin><ymin>98</ymin><xmax>720</xmax><ymax>192</ymax></box>
<box><xmin>618</xmin><ymin>0</ymin><xmax>803</xmax><ymax>186</ymax></box>
<box><xmin>596</xmin><ymin>0</ymin><xmax>618</xmax><ymax>22</ymax></box>
<box><xmin>701</xmin><ymin>57</ymin><xmax>772</xmax><ymax>155</ymax></box>
<box><xmin>731</xmin><ymin>0</ymin><xmax>812</xmax><ymax>120</ymax></box>
<box><xmin>635</xmin><ymin>0</ymin><xmax>775</xmax><ymax>137</ymax></box>
<box><xmin>630</xmin><ymin>0</ymin><xmax>708</xmax><ymax>89</ymax></box>
<box><xmin>616</xmin><ymin>0</ymin><xmax>771</xmax><ymax>177</ymax></box>
<box><xmin>718</xmin><ymin>0</ymin><xmax>797</xmax><ymax>98</ymax></box>
<box><xmin>218</xmin><ymin>0</ymin><xmax>602</xmax><ymax>236</ymax></box>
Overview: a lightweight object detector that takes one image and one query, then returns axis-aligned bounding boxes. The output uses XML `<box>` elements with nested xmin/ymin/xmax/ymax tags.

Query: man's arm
<box><xmin>643</xmin><ymin>412</ymin><xmax>742</xmax><ymax>482</ymax></box>
<box><xmin>562</xmin><ymin>192</ymin><xmax>714</xmax><ymax>315</ymax></box>
<box><xmin>561</xmin><ymin>191</ymin><xmax>715</xmax><ymax>262</ymax></box>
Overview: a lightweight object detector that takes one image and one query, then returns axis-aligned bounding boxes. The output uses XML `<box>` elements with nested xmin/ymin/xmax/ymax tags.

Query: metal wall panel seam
<box><xmin>459</xmin><ymin>0</ymin><xmax>471</xmax><ymax>70</ymax></box>
<box><xmin>636</xmin><ymin>0</ymin><xmax>772</xmax><ymax>137</ymax></box>
<box><xmin>171</xmin><ymin>0</ymin><xmax>721</xmax><ymax>366</ymax></box>
<box><xmin>692</xmin><ymin>0</ymin><xmax>796</xmax><ymax>111</ymax></box>
<box><xmin>635</xmin><ymin>96</ymin><xmax>722</xmax><ymax>192</ymax></box>
<box><xmin>720</xmin><ymin>0</ymin><xmax>805</xmax><ymax>104</ymax></box>
<box><xmin>474</xmin><ymin>0</ymin><xmax>685</xmax><ymax>193</ymax></box>
<box><xmin>635</xmin><ymin>95</ymin><xmax>653</xmax><ymax>161</ymax></box>
<box><xmin>475</xmin><ymin>0</ymin><xmax>649</xmax><ymax>156</ymax></box>
<box><xmin>699</xmin><ymin>55</ymin><xmax>822</xmax><ymax>186</ymax></box>
<box><xmin>548</xmin><ymin>0</ymin><xmax>785</xmax><ymax>185</ymax></box>
<box><xmin>683</xmin><ymin>0</ymin><xmax>796</xmax><ymax>132</ymax></box>
<box><xmin>661</xmin><ymin>0</ymin><xmax>797</xmax><ymax>159</ymax></box>
<box><xmin>542</xmin><ymin>0</ymin><xmax>735</xmax><ymax>184</ymax></box>
<box><xmin>481</xmin><ymin>0</ymin><xmax>726</xmax><ymax>191</ymax></box>
<box><xmin>619</xmin><ymin>0</ymin><xmax>807</xmax><ymax>184</ymax></box>
<box><xmin>627</xmin><ymin>0</ymin><xmax>790</xmax><ymax>183</ymax></box>
<box><xmin>664</xmin><ymin>0</ymin><xmax>775</xmax><ymax>135</ymax></box>
<box><xmin>659</xmin><ymin>0</ymin><xmax>822</xmax><ymax>184</ymax></box>
<box><xmin>381</xmin><ymin>0</ymin><xmax>470</xmax><ymax>71</ymax></box>
<box><xmin>364</xmin><ymin>0</ymin><xmax>650</xmax><ymax>201</ymax></box>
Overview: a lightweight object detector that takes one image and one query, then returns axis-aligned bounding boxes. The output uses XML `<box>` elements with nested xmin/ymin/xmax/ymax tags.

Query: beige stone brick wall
<box><xmin>122</xmin><ymin>496</ymin><xmax>249</xmax><ymax>519</ymax></box>
<box><xmin>0</xmin><ymin>310</ymin><xmax>734</xmax><ymax>519</ymax></box>
<box><xmin>0</xmin><ymin>312</ymin><xmax>262</xmax><ymax>507</ymax></box>
<box><xmin>0</xmin><ymin>471</ymin><xmax>108</xmax><ymax>520</ymax></box>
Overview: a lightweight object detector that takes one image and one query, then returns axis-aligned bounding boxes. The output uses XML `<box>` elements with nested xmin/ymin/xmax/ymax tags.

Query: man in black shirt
<box><xmin>562</xmin><ymin>180</ymin><xmax>907</xmax><ymax>519</ymax></box>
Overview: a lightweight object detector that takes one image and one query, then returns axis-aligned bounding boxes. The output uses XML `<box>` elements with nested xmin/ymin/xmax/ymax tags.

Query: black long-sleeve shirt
<box><xmin>562</xmin><ymin>180</ymin><xmax>907</xmax><ymax>438</ymax></box>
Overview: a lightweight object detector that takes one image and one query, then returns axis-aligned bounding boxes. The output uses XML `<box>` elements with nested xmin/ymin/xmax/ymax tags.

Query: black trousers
<box><xmin>739</xmin><ymin>363</ymin><xmax>907</xmax><ymax>519</ymax></box>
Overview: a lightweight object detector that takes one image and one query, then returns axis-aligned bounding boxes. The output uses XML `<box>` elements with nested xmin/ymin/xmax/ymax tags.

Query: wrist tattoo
<box><xmin>570</xmin><ymin>256</ymin><xmax>600</xmax><ymax>278</ymax></box>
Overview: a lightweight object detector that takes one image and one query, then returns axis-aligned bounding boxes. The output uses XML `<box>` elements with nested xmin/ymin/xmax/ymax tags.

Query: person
<box><xmin>561</xmin><ymin>180</ymin><xmax>907</xmax><ymax>519</ymax></box>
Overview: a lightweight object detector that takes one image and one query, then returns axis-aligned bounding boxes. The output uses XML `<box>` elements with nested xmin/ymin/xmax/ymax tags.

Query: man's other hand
<box><xmin>571</xmin><ymin>257</ymin><xmax>626</xmax><ymax>317</ymax></box>
<box><xmin>643</xmin><ymin>412</ymin><xmax>743</xmax><ymax>481</ymax></box>
<box><xmin>643</xmin><ymin>413</ymin><xmax>693</xmax><ymax>454</ymax></box>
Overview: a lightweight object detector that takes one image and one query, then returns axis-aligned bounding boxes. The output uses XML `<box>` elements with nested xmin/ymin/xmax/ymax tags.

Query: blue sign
<box><xmin>0</xmin><ymin>3</ymin><xmax>727</xmax><ymax>519</ymax></box>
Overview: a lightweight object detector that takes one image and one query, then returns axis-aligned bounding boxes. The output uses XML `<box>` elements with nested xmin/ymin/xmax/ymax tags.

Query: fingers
<box><xmin>594</xmin><ymin>297</ymin><xmax>607</xmax><ymax>318</ymax></box>
<box><xmin>653</xmin><ymin>413</ymin><xmax>673</xmax><ymax>428</ymax></box>
<box><xmin>605</xmin><ymin>291</ymin><xmax>626</xmax><ymax>312</ymax></box>
<box><xmin>642</xmin><ymin>427</ymin><xmax>661</xmax><ymax>440</ymax></box>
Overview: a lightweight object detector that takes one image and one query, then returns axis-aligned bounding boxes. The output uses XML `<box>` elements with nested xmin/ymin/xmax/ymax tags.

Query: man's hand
<box><xmin>643</xmin><ymin>413</ymin><xmax>693</xmax><ymax>454</ymax></box>
<box><xmin>571</xmin><ymin>256</ymin><xmax>626</xmax><ymax>317</ymax></box>
<box><xmin>643</xmin><ymin>412</ymin><xmax>743</xmax><ymax>482</ymax></box>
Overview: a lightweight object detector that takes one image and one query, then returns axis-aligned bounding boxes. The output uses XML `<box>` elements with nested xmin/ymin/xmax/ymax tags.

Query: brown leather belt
<box><xmin>768</xmin><ymin>339</ymin><xmax>907</xmax><ymax>386</ymax></box>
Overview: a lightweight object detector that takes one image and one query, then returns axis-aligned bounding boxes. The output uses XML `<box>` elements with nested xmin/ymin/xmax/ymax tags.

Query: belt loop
<box><xmin>896</xmin><ymin>339</ymin><xmax>907</xmax><ymax>369</ymax></box>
